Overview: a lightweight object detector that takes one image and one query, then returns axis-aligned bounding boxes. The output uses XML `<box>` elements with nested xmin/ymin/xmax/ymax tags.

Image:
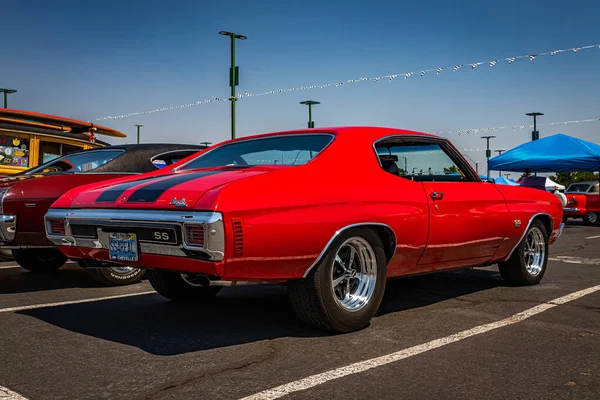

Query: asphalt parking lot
<box><xmin>1</xmin><ymin>222</ymin><xmax>599</xmax><ymax>400</ymax></box>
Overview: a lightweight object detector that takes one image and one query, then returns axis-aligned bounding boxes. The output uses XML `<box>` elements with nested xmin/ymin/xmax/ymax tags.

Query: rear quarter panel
<box><xmin>492</xmin><ymin>185</ymin><xmax>563</xmax><ymax>261</ymax></box>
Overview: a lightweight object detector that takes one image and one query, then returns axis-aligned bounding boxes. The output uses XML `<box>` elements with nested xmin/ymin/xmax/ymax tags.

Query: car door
<box><xmin>393</xmin><ymin>140</ymin><xmax>511</xmax><ymax>267</ymax></box>
<box><xmin>587</xmin><ymin>183</ymin><xmax>600</xmax><ymax>212</ymax></box>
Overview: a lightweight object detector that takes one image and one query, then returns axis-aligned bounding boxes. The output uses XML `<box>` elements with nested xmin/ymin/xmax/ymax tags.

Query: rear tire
<box><xmin>498</xmin><ymin>220</ymin><xmax>548</xmax><ymax>286</ymax></box>
<box><xmin>583</xmin><ymin>212</ymin><xmax>598</xmax><ymax>226</ymax></box>
<box><xmin>147</xmin><ymin>269</ymin><xmax>222</xmax><ymax>301</ymax></box>
<box><xmin>79</xmin><ymin>260</ymin><xmax>145</xmax><ymax>286</ymax></box>
<box><xmin>12</xmin><ymin>248</ymin><xmax>67</xmax><ymax>273</ymax></box>
<box><xmin>288</xmin><ymin>227</ymin><xmax>387</xmax><ymax>333</ymax></box>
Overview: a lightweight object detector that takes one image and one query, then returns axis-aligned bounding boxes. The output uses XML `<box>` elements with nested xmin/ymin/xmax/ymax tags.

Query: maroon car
<box><xmin>0</xmin><ymin>143</ymin><xmax>204</xmax><ymax>285</ymax></box>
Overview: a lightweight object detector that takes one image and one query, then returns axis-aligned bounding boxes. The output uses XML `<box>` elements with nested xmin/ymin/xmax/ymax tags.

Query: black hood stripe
<box><xmin>95</xmin><ymin>176</ymin><xmax>161</xmax><ymax>203</ymax></box>
<box><xmin>125</xmin><ymin>171</ymin><xmax>222</xmax><ymax>203</ymax></box>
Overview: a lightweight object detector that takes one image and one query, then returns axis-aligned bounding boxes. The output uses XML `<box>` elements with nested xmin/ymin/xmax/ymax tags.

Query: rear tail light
<box><xmin>48</xmin><ymin>219</ymin><xmax>66</xmax><ymax>236</ymax></box>
<box><xmin>185</xmin><ymin>225</ymin><xmax>205</xmax><ymax>247</ymax></box>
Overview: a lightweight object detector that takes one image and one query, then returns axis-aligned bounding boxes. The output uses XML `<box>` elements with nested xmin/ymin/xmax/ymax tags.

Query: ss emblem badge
<box><xmin>154</xmin><ymin>232</ymin><xmax>170</xmax><ymax>241</ymax></box>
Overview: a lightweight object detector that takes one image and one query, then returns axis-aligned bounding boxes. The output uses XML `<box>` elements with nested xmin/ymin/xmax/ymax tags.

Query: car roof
<box><xmin>209</xmin><ymin>126</ymin><xmax>438</xmax><ymax>148</ymax></box>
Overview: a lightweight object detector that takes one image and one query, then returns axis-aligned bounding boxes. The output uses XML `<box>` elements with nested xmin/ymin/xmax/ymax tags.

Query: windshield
<box><xmin>24</xmin><ymin>149</ymin><xmax>125</xmax><ymax>175</ymax></box>
<box><xmin>567</xmin><ymin>183</ymin><xmax>592</xmax><ymax>193</ymax></box>
<box><xmin>180</xmin><ymin>134</ymin><xmax>333</xmax><ymax>170</ymax></box>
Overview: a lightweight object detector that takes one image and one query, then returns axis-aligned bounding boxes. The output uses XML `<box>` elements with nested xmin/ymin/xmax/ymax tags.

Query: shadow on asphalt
<box><xmin>0</xmin><ymin>265</ymin><xmax>100</xmax><ymax>294</ymax></box>
<box><xmin>17</xmin><ymin>268</ymin><xmax>503</xmax><ymax>356</ymax></box>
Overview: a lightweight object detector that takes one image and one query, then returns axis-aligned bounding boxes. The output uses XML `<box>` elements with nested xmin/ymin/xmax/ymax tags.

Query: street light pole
<box><xmin>526</xmin><ymin>112</ymin><xmax>543</xmax><ymax>141</ymax></box>
<box><xmin>219</xmin><ymin>31</ymin><xmax>247</xmax><ymax>140</ymax></box>
<box><xmin>0</xmin><ymin>88</ymin><xmax>17</xmax><ymax>108</ymax></box>
<box><xmin>200</xmin><ymin>141</ymin><xmax>212</xmax><ymax>147</ymax></box>
<box><xmin>134</xmin><ymin>124</ymin><xmax>143</xmax><ymax>144</ymax></box>
<box><xmin>494</xmin><ymin>149</ymin><xmax>506</xmax><ymax>177</ymax></box>
<box><xmin>481</xmin><ymin>136</ymin><xmax>496</xmax><ymax>180</ymax></box>
<box><xmin>299</xmin><ymin>100</ymin><xmax>320</xmax><ymax>128</ymax></box>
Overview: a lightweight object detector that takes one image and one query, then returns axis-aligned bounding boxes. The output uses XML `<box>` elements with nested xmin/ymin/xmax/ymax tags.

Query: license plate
<box><xmin>108</xmin><ymin>232</ymin><xmax>138</xmax><ymax>262</ymax></box>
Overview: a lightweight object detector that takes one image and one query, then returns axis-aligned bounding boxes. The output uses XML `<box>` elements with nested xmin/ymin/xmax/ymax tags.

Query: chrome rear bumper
<box><xmin>45</xmin><ymin>209</ymin><xmax>225</xmax><ymax>262</ymax></box>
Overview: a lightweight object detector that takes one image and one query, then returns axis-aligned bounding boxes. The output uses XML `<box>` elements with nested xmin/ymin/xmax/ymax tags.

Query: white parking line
<box><xmin>585</xmin><ymin>235</ymin><xmax>600</xmax><ymax>240</ymax></box>
<box><xmin>0</xmin><ymin>291</ymin><xmax>156</xmax><ymax>313</ymax></box>
<box><xmin>0</xmin><ymin>385</ymin><xmax>28</xmax><ymax>400</ymax></box>
<box><xmin>550</xmin><ymin>256</ymin><xmax>600</xmax><ymax>265</ymax></box>
<box><xmin>240</xmin><ymin>284</ymin><xmax>600</xmax><ymax>400</ymax></box>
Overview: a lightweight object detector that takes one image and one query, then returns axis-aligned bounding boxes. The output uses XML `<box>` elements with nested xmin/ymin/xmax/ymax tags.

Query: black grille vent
<box><xmin>232</xmin><ymin>220</ymin><xmax>244</xmax><ymax>255</ymax></box>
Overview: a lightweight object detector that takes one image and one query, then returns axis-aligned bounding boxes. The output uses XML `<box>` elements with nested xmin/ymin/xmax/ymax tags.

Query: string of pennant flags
<box><xmin>434</xmin><ymin>117</ymin><xmax>600</xmax><ymax>136</ymax></box>
<box><xmin>93</xmin><ymin>43</ymin><xmax>600</xmax><ymax>122</ymax></box>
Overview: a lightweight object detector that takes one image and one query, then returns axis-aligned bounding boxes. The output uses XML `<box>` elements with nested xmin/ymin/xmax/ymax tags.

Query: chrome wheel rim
<box><xmin>524</xmin><ymin>227</ymin><xmax>545</xmax><ymax>276</ymax></box>
<box><xmin>331</xmin><ymin>237</ymin><xmax>377</xmax><ymax>312</ymax></box>
<box><xmin>109</xmin><ymin>266</ymin><xmax>137</xmax><ymax>275</ymax></box>
<box><xmin>588</xmin><ymin>212</ymin><xmax>598</xmax><ymax>224</ymax></box>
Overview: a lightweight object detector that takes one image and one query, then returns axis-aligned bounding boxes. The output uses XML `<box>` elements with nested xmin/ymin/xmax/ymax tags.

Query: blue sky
<box><xmin>2</xmin><ymin>0</ymin><xmax>599</xmax><ymax>173</ymax></box>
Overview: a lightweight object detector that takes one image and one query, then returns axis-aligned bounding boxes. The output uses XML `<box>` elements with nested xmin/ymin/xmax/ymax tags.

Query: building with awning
<box><xmin>0</xmin><ymin>109</ymin><xmax>125</xmax><ymax>175</ymax></box>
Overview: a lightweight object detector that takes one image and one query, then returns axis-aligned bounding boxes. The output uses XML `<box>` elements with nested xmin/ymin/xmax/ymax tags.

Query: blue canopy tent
<box><xmin>494</xmin><ymin>176</ymin><xmax>519</xmax><ymax>186</ymax></box>
<box><xmin>489</xmin><ymin>134</ymin><xmax>600</xmax><ymax>172</ymax></box>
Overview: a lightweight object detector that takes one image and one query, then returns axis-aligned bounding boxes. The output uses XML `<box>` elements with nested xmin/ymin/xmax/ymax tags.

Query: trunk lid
<box><xmin>69</xmin><ymin>167</ymin><xmax>273</xmax><ymax>209</ymax></box>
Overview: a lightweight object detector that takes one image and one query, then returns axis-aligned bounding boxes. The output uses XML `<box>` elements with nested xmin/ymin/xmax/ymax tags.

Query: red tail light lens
<box><xmin>48</xmin><ymin>219</ymin><xmax>66</xmax><ymax>236</ymax></box>
<box><xmin>185</xmin><ymin>225</ymin><xmax>204</xmax><ymax>247</ymax></box>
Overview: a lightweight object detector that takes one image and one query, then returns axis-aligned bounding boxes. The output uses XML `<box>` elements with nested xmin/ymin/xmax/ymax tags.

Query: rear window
<box><xmin>567</xmin><ymin>184</ymin><xmax>592</xmax><ymax>193</ymax></box>
<box><xmin>180</xmin><ymin>134</ymin><xmax>333</xmax><ymax>170</ymax></box>
<box><xmin>25</xmin><ymin>150</ymin><xmax>124</xmax><ymax>174</ymax></box>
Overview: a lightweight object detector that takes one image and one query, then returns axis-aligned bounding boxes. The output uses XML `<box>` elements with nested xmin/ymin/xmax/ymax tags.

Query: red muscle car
<box><xmin>0</xmin><ymin>143</ymin><xmax>204</xmax><ymax>285</ymax></box>
<box><xmin>45</xmin><ymin>127</ymin><xmax>564</xmax><ymax>332</ymax></box>
<box><xmin>563</xmin><ymin>181</ymin><xmax>600</xmax><ymax>226</ymax></box>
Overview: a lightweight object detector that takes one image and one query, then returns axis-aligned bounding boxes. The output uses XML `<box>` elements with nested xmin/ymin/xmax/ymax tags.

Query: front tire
<box><xmin>12</xmin><ymin>248</ymin><xmax>67</xmax><ymax>273</ymax></box>
<box><xmin>288</xmin><ymin>228</ymin><xmax>387</xmax><ymax>333</ymax></box>
<box><xmin>499</xmin><ymin>219</ymin><xmax>548</xmax><ymax>286</ymax></box>
<box><xmin>147</xmin><ymin>269</ymin><xmax>222</xmax><ymax>301</ymax></box>
<box><xmin>583</xmin><ymin>212</ymin><xmax>598</xmax><ymax>226</ymax></box>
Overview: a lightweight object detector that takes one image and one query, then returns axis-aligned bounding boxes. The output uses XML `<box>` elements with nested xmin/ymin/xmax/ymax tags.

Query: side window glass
<box><xmin>375</xmin><ymin>142</ymin><xmax>471</xmax><ymax>182</ymax></box>
<box><xmin>590</xmin><ymin>185</ymin><xmax>599</xmax><ymax>194</ymax></box>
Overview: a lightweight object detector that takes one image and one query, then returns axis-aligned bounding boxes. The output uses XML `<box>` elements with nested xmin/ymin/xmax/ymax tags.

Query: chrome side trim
<box><xmin>44</xmin><ymin>209</ymin><xmax>224</xmax><ymax>261</ymax></box>
<box><xmin>562</xmin><ymin>207</ymin><xmax>580</xmax><ymax>213</ymax></box>
<box><xmin>302</xmin><ymin>222</ymin><xmax>397</xmax><ymax>278</ymax></box>
<box><xmin>504</xmin><ymin>212</ymin><xmax>554</xmax><ymax>262</ymax></box>
<box><xmin>0</xmin><ymin>214</ymin><xmax>17</xmax><ymax>242</ymax></box>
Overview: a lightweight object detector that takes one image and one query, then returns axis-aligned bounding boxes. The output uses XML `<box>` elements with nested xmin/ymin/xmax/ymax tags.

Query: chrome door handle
<box><xmin>430</xmin><ymin>192</ymin><xmax>444</xmax><ymax>200</ymax></box>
